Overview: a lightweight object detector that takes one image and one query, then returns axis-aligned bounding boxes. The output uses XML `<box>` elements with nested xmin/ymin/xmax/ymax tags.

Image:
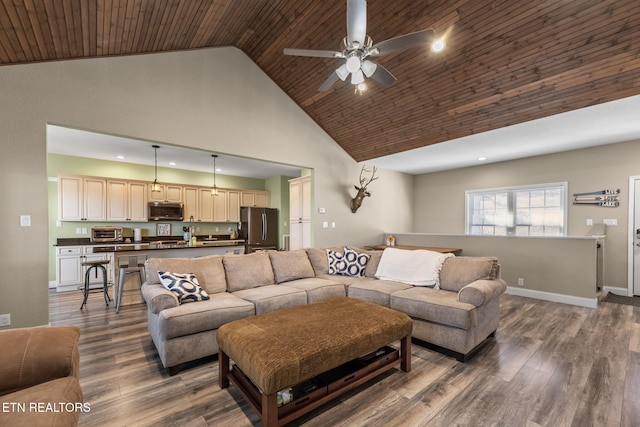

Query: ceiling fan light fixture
<box><xmin>431</xmin><ymin>38</ymin><xmax>445</xmax><ymax>53</ymax></box>
<box><xmin>346</xmin><ymin>55</ymin><xmax>361</xmax><ymax>73</ymax></box>
<box><xmin>351</xmin><ymin>69</ymin><xmax>365</xmax><ymax>85</ymax></box>
<box><xmin>361</xmin><ymin>60</ymin><xmax>377</xmax><ymax>78</ymax></box>
<box><xmin>336</xmin><ymin>63</ymin><xmax>349</xmax><ymax>81</ymax></box>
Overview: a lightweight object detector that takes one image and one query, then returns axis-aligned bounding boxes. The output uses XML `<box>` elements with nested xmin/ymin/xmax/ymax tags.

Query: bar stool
<box><xmin>80</xmin><ymin>259</ymin><xmax>111</xmax><ymax>310</ymax></box>
<box><xmin>116</xmin><ymin>255</ymin><xmax>147</xmax><ymax>313</ymax></box>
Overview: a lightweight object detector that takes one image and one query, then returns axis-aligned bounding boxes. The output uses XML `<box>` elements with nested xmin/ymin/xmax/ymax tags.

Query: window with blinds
<box><xmin>466</xmin><ymin>182</ymin><xmax>567</xmax><ymax>237</ymax></box>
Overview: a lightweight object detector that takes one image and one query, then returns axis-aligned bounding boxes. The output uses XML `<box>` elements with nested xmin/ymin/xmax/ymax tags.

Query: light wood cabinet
<box><xmin>289</xmin><ymin>176</ymin><xmax>312</xmax><ymax>250</ymax></box>
<box><xmin>227</xmin><ymin>190</ymin><xmax>241</xmax><ymax>222</ymax></box>
<box><xmin>55</xmin><ymin>246</ymin><xmax>114</xmax><ymax>291</ymax></box>
<box><xmin>107</xmin><ymin>180</ymin><xmax>148</xmax><ymax>222</ymax></box>
<box><xmin>213</xmin><ymin>189</ymin><xmax>228</xmax><ymax>222</ymax></box>
<box><xmin>241</xmin><ymin>190</ymin><xmax>270</xmax><ymax>207</ymax></box>
<box><xmin>198</xmin><ymin>188</ymin><xmax>215</xmax><ymax>222</ymax></box>
<box><xmin>58</xmin><ymin>175</ymin><xmax>106</xmax><ymax>221</ymax></box>
<box><xmin>149</xmin><ymin>184</ymin><xmax>183</xmax><ymax>203</ymax></box>
<box><xmin>58</xmin><ymin>174</ymin><xmax>267</xmax><ymax>223</ymax></box>
<box><xmin>183</xmin><ymin>187</ymin><xmax>199</xmax><ymax>221</ymax></box>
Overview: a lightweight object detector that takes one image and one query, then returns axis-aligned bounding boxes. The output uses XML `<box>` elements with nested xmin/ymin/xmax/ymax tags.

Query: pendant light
<box><xmin>151</xmin><ymin>145</ymin><xmax>161</xmax><ymax>192</ymax></box>
<box><xmin>211</xmin><ymin>154</ymin><xmax>219</xmax><ymax>196</ymax></box>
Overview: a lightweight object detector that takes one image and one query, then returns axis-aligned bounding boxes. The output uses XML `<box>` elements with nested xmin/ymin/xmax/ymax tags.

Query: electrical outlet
<box><xmin>0</xmin><ymin>314</ymin><xmax>10</xmax><ymax>327</ymax></box>
<box><xmin>517</xmin><ymin>278</ymin><xmax>525</xmax><ymax>286</ymax></box>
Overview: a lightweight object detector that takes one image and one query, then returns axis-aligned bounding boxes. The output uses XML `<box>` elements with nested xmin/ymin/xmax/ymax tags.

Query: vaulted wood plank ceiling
<box><xmin>1</xmin><ymin>0</ymin><xmax>639</xmax><ymax>162</ymax></box>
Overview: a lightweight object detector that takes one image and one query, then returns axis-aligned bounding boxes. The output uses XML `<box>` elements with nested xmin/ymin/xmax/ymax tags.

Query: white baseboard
<box><xmin>49</xmin><ymin>281</ymin><xmax>56</xmax><ymax>289</ymax></box>
<box><xmin>505</xmin><ymin>286</ymin><xmax>598</xmax><ymax>308</ymax></box>
<box><xmin>602</xmin><ymin>286</ymin><xmax>630</xmax><ymax>297</ymax></box>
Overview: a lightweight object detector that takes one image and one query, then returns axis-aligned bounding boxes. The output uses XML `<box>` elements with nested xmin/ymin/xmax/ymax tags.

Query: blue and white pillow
<box><xmin>327</xmin><ymin>247</ymin><xmax>370</xmax><ymax>277</ymax></box>
<box><xmin>158</xmin><ymin>271</ymin><xmax>210</xmax><ymax>304</ymax></box>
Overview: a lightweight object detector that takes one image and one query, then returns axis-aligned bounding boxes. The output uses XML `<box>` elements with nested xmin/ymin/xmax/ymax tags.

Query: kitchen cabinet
<box><xmin>289</xmin><ymin>176</ymin><xmax>312</xmax><ymax>250</ymax></box>
<box><xmin>227</xmin><ymin>190</ymin><xmax>241</xmax><ymax>222</ymax></box>
<box><xmin>198</xmin><ymin>188</ymin><xmax>215</xmax><ymax>222</ymax></box>
<box><xmin>213</xmin><ymin>189</ymin><xmax>228</xmax><ymax>222</ymax></box>
<box><xmin>183</xmin><ymin>187</ymin><xmax>199</xmax><ymax>221</ymax></box>
<box><xmin>149</xmin><ymin>184</ymin><xmax>183</xmax><ymax>203</ymax></box>
<box><xmin>107</xmin><ymin>180</ymin><xmax>148</xmax><ymax>222</ymax></box>
<box><xmin>58</xmin><ymin>175</ymin><xmax>107</xmax><ymax>221</ymax></box>
<box><xmin>241</xmin><ymin>190</ymin><xmax>270</xmax><ymax>207</ymax></box>
<box><xmin>55</xmin><ymin>245</ymin><xmax>114</xmax><ymax>292</ymax></box>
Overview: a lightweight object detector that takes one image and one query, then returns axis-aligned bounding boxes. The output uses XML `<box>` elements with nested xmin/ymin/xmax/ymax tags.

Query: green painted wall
<box><xmin>265</xmin><ymin>175</ymin><xmax>296</xmax><ymax>249</ymax></box>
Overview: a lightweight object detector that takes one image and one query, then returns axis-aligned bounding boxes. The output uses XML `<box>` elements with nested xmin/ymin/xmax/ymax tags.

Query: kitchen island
<box><xmin>55</xmin><ymin>238</ymin><xmax>245</xmax><ymax>307</ymax></box>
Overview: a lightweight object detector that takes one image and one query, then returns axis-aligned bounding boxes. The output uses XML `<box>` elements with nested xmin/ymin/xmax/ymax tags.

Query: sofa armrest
<box><xmin>0</xmin><ymin>326</ymin><xmax>80</xmax><ymax>395</ymax></box>
<box><xmin>457</xmin><ymin>278</ymin><xmax>507</xmax><ymax>307</ymax></box>
<box><xmin>141</xmin><ymin>282</ymin><xmax>179</xmax><ymax>314</ymax></box>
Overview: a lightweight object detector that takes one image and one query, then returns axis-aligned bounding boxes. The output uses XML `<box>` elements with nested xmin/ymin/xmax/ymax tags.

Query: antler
<box><xmin>358</xmin><ymin>165</ymin><xmax>378</xmax><ymax>189</ymax></box>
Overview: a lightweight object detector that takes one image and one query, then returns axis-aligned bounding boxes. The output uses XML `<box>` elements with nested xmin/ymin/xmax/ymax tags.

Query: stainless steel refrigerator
<box><xmin>239</xmin><ymin>207</ymin><xmax>279</xmax><ymax>253</ymax></box>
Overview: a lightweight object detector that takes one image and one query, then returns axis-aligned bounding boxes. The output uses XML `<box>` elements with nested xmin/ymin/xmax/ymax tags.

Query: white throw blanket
<box><xmin>375</xmin><ymin>248</ymin><xmax>454</xmax><ymax>288</ymax></box>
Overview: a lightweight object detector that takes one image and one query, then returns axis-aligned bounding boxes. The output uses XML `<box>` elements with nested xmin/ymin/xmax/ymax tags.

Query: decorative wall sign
<box><xmin>156</xmin><ymin>223</ymin><xmax>171</xmax><ymax>236</ymax></box>
<box><xmin>572</xmin><ymin>189</ymin><xmax>620</xmax><ymax>207</ymax></box>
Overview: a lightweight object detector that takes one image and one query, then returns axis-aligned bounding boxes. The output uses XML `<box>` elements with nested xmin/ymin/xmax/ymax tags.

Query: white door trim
<box><xmin>627</xmin><ymin>176</ymin><xmax>640</xmax><ymax>296</ymax></box>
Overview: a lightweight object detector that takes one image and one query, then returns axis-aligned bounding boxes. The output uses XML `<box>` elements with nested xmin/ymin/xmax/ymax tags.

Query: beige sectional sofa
<box><xmin>141</xmin><ymin>247</ymin><xmax>506</xmax><ymax>374</ymax></box>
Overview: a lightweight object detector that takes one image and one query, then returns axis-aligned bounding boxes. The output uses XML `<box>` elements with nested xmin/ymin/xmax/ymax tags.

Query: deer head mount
<box><xmin>350</xmin><ymin>165</ymin><xmax>378</xmax><ymax>213</ymax></box>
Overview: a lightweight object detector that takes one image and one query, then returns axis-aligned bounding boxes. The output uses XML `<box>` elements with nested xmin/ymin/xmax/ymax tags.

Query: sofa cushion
<box><xmin>158</xmin><ymin>272</ymin><xmax>210</xmax><ymax>304</ymax></box>
<box><xmin>347</xmin><ymin>278</ymin><xmax>413</xmax><ymax>307</ymax></box>
<box><xmin>305</xmin><ymin>246</ymin><xmax>343</xmax><ymax>275</ymax></box>
<box><xmin>284</xmin><ymin>277</ymin><xmax>347</xmax><ymax>303</ymax></box>
<box><xmin>232</xmin><ymin>285</ymin><xmax>307</xmax><ymax>315</ymax></box>
<box><xmin>327</xmin><ymin>247</ymin><xmax>370</xmax><ymax>277</ymax></box>
<box><xmin>268</xmin><ymin>250</ymin><xmax>315</xmax><ymax>283</ymax></box>
<box><xmin>439</xmin><ymin>257</ymin><xmax>499</xmax><ymax>292</ymax></box>
<box><xmin>390</xmin><ymin>287</ymin><xmax>477</xmax><ymax>330</ymax></box>
<box><xmin>145</xmin><ymin>255</ymin><xmax>227</xmax><ymax>294</ymax></box>
<box><xmin>223</xmin><ymin>252</ymin><xmax>275</xmax><ymax>292</ymax></box>
<box><xmin>350</xmin><ymin>248</ymin><xmax>383</xmax><ymax>278</ymax></box>
<box><xmin>158</xmin><ymin>292</ymin><xmax>255</xmax><ymax>339</ymax></box>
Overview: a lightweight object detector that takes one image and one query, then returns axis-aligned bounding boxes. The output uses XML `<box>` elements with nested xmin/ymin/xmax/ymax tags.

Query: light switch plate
<box><xmin>603</xmin><ymin>219</ymin><xmax>618</xmax><ymax>226</ymax></box>
<box><xmin>20</xmin><ymin>215</ymin><xmax>31</xmax><ymax>227</ymax></box>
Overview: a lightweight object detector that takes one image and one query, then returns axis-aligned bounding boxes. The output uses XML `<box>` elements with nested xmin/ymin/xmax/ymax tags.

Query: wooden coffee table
<box><xmin>217</xmin><ymin>297</ymin><xmax>412</xmax><ymax>427</ymax></box>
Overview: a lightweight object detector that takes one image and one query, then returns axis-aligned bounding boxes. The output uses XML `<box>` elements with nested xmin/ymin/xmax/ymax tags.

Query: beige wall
<box><xmin>387</xmin><ymin>233</ymin><xmax>598</xmax><ymax>304</ymax></box>
<box><xmin>413</xmin><ymin>139</ymin><xmax>640</xmax><ymax>290</ymax></box>
<box><xmin>0</xmin><ymin>47</ymin><xmax>413</xmax><ymax>328</ymax></box>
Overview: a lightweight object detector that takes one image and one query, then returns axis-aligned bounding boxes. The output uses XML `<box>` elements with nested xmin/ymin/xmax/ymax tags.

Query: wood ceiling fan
<box><xmin>284</xmin><ymin>0</ymin><xmax>444</xmax><ymax>92</ymax></box>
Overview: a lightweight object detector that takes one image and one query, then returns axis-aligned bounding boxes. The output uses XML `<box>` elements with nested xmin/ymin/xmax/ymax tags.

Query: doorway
<box><xmin>628</xmin><ymin>176</ymin><xmax>640</xmax><ymax>296</ymax></box>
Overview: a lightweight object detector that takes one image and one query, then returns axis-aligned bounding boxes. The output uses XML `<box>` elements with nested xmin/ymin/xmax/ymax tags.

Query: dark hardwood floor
<box><xmin>49</xmin><ymin>290</ymin><xmax>640</xmax><ymax>426</ymax></box>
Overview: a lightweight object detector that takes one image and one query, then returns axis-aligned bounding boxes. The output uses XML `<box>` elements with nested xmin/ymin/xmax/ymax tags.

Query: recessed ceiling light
<box><xmin>116</xmin><ymin>155</ymin><xmax>125</xmax><ymax>159</ymax></box>
<box><xmin>478</xmin><ymin>157</ymin><xmax>487</xmax><ymax>161</ymax></box>
<box><xmin>169</xmin><ymin>162</ymin><xmax>176</xmax><ymax>166</ymax></box>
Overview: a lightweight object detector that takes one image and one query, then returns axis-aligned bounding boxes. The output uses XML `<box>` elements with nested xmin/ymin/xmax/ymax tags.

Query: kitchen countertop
<box><xmin>93</xmin><ymin>240</ymin><xmax>245</xmax><ymax>252</ymax></box>
<box><xmin>56</xmin><ymin>237</ymin><xmax>244</xmax><ymax>252</ymax></box>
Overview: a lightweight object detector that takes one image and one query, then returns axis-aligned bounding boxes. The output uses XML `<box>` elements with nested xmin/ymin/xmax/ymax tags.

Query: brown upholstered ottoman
<box><xmin>218</xmin><ymin>297</ymin><xmax>412</xmax><ymax>426</ymax></box>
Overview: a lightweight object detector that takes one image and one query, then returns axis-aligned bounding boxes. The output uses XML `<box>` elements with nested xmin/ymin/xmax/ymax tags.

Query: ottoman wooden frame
<box><xmin>218</xmin><ymin>297</ymin><xmax>413</xmax><ymax>427</ymax></box>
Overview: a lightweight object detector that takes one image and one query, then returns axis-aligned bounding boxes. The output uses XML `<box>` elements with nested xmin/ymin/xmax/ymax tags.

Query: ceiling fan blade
<box><xmin>318</xmin><ymin>72</ymin><xmax>341</xmax><ymax>92</ymax></box>
<box><xmin>347</xmin><ymin>0</ymin><xmax>367</xmax><ymax>46</ymax></box>
<box><xmin>370</xmin><ymin>63</ymin><xmax>397</xmax><ymax>86</ymax></box>
<box><xmin>371</xmin><ymin>28</ymin><xmax>436</xmax><ymax>56</ymax></box>
<box><xmin>283</xmin><ymin>48</ymin><xmax>342</xmax><ymax>58</ymax></box>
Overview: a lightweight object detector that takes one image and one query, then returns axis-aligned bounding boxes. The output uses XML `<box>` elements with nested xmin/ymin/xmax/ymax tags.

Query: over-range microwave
<box><xmin>91</xmin><ymin>226</ymin><xmax>123</xmax><ymax>242</ymax></box>
<box><xmin>148</xmin><ymin>202</ymin><xmax>184</xmax><ymax>221</ymax></box>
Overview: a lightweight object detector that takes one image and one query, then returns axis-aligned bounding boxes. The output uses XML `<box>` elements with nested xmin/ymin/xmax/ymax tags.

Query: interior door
<box><xmin>634</xmin><ymin>178</ymin><xmax>640</xmax><ymax>295</ymax></box>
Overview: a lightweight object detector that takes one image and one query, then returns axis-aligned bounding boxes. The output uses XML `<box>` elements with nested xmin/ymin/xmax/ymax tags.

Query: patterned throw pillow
<box><xmin>158</xmin><ymin>271</ymin><xmax>210</xmax><ymax>304</ymax></box>
<box><xmin>327</xmin><ymin>247</ymin><xmax>370</xmax><ymax>277</ymax></box>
